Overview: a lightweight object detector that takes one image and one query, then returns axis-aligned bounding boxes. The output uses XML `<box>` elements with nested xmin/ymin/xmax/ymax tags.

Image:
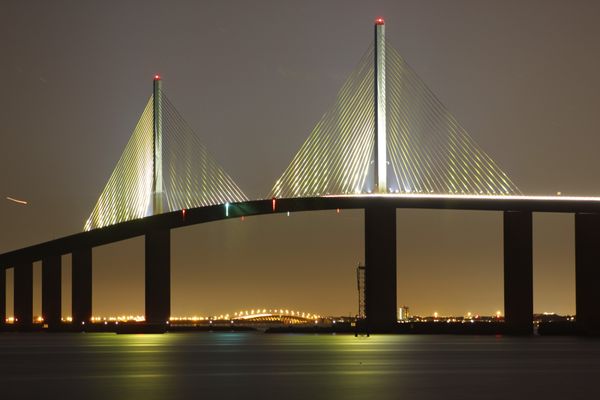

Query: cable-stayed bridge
<box><xmin>84</xmin><ymin>76</ymin><xmax>248</xmax><ymax>231</ymax></box>
<box><xmin>2</xmin><ymin>19</ymin><xmax>600</xmax><ymax>334</ymax></box>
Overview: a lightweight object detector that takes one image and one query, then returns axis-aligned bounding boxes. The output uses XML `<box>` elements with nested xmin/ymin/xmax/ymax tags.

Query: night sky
<box><xmin>2</xmin><ymin>1</ymin><xmax>600</xmax><ymax>318</ymax></box>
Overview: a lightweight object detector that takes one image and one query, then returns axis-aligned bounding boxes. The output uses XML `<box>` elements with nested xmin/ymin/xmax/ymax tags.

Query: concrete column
<box><xmin>503</xmin><ymin>211</ymin><xmax>533</xmax><ymax>335</ymax></box>
<box><xmin>145</xmin><ymin>229</ymin><xmax>170</xmax><ymax>325</ymax></box>
<box><xmin>42</xmin><ymin>254</ymin><xmax>62</xmax><ymax>327</ymax></box>
<box><xmin>14</xmin><ymin>261</ymin><xmax>33</xmax><ymax>327</ymax></box>
<box><xmin>152</xmin><ymin>75</ymin><xmax>165</xmax><ymax>215</ymax></box>
<box><xmin>364</xmin><ymin>205</ymin><xmax>397</xmax><ymax>330</ymax></box>
<box><xmin>0</xmin><ymin>267</ymin><xmax>5</xmax><ymax>327</ymax></box>
<box><xmin>72</xmin><ymin>247</ymin><xmax>92</xmax><ymax>326</ymax></box>
<box><xmin>575</xmin><ymin>213</ymin><xmax>600</xmax><ymax>334</ymax></box>
<box><xmin>373</xmin><ymin>18</ymin><xmax>387</xmax><ymax>193</ymax></box>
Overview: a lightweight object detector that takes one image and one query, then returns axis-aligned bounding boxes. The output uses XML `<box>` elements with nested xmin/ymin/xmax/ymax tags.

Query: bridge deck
<box><xmin>2</xmin><ymin>195</ymin><xmax>600</xmax><ymax>265</ymax></box>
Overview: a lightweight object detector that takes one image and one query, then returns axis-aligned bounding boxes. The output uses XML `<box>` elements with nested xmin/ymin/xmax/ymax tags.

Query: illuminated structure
<box><xmin>398</xmin><ymin>306</ymin><xmax>410</xmax><ymax>321</ymax></box>
<box><xmin>151</xmin><ymin>74</ymin><xmax>165</xmax><ymax>215</ymax></box>
<box><xmin>231</xmin><ymin>309</ymin><xmax>321</xmax><ymax>324</ymax></box>
<box><xmin>270</xmin><ymin>20</ymin><xmax>520</xmax><ymax>199</ymax></box>
<box><xmin>84</xmin><ymin>76</ymin><xmax>247</xmax><ymax>231</ymax></box>
<box><xmin>374</xmin><ymin>17</ymin><xmax>386</xmax><ymax>193</ymax></box>
<box><xmin>1</xmin><ymin>19</ymin><xmax>600</xmax><ymax>334</ymax></box>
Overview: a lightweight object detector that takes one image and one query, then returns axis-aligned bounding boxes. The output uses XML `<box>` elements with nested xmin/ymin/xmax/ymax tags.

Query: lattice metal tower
<box><xmin>357</xmin><ymin>263</ymin><xmax>366</xmax><ymax>318</ymax></box>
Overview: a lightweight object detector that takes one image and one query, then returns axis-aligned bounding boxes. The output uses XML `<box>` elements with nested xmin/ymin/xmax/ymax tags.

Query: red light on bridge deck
<box><xmin>336</xmin><ymin>208</ymin><xmax>340</xmax><ymax>214</ymax></box>
<box><xmin>272</xmin><ymin>198</ymin><xmax>277</xmax><ymax>212</ymax></box>
<box><xmin>241</xmin><ymin>216</ymin><xmax>245</xmax><ymax>221</ymax></box>
<box><xmin>375</xmin><ymin>17</ymin><xmax>385</xmax><ymax>25</ymax></box>
<box><xmin>154</xmin><ymin>74</ymin><xmax>161</xmax><ymax>80</ymax></box>
<box><xmin>182</xmin><ymin>208</ymin><xmax>186</xmax><ymax>220</ymax></box>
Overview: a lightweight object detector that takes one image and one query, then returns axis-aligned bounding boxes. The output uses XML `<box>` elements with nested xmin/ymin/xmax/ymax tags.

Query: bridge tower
<box><xmin>146</xmin><ymin>75</ymin><xmax>170</xmax><ymax>326</ymax></box>
<box><xmin>151</xmin><ymin>74</ymin><xmax>165</xmax><ymax>215</ymax></box>
<box><xmin>364</xmin><ymin>18</ymin><xmax>397</xmax><ymax>331</ymax></box>
<box><xmin>374</xmin><ymin>17</ymin><xmax>387</xmax><ymax>194</ymax></box>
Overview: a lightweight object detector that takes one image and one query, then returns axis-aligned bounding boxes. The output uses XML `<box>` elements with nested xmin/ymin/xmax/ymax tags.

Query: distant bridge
<box><xmin>2</xmin><ymin>19</ymin><xmax>600</xmax><ymax>334</ymax></box>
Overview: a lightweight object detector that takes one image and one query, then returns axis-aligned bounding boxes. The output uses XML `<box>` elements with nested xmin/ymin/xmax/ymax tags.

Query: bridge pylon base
<box><xmin>503</xmin><ymin>211</ymin><xmax>533</xmax><ymax>335</ymax></box>
<box><xmin>145</xmin><ymin>229</ymin><xmax>171</xmax><ymax>325</ymax></box>
<box><xmin>14</xmin><ymin>261</ymin><xmax>34</xmax><ymax>329</ymax></box>
<box><xmin>364</xmin><ymin>205</ymin><xmax>397</xmax><ymax>332</ymax></box>
<box><xmin>575</xmin><ymin>213</ymin><xmax>600</xmax><ymax>335</ymax></box>
<box><xmin>72</xmin><ymin>247</ymin><xmax>93</xmax><ymax>326</ymax></box>
<box><xmin>42</xmin><ymin>255</ymin><xmax>62</xmax><ymax>328</ymax></box>
<box><xmin>0</xmin><ymin>267</ymin><xmax>5</xmax><ymax>328</ymax></box>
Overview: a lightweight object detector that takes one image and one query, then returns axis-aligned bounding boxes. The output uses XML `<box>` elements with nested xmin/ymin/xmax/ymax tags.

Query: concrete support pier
<box><xmin>364</xmin><ymin>205</ymin><xmax>397</xmax><ymax>331</ymax></box>
<box><xmin>42</xmin><ymin>255</ymin><xmax>62</xmax><ymax>327</ymax></box>
<box><xmin>0</xmin><ymin>267</ymin><xmax>5</xmax><ymax>327</ymax></box>
<box><xmin>503</xmin><ymin>211</ymin><xmax>533</xmax><ymax>335</ymax></box>
<box><xmin>575</xmin><ymin>213</ymin><xmax>600</xmax><ymax>334</ymax></box>
<box><xmin>14</xmin><ymin>262</ymin><xmax>33</xmax><ymax>328</ymax></box>
<box><xmin>145</xmin><ymin>229</ymin><xmax>170</xmax><ymax>325</ymax></box>
<box><xmin>72</xmin><ymin>247</ymin><xmax>92</xmax><ymax>326</ymax></box>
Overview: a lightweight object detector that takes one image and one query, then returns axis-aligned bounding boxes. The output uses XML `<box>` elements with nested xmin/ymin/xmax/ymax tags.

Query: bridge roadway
<box><xmin>2</xmin><ymin>194</ymin><xmax>600</xmax><ymax>334</ymax></box>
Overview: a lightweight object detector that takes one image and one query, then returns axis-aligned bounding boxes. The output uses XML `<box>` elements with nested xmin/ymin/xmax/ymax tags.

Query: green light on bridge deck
<box><xmin>225</xmin><ymin>202</ymin><xmax>230</xmax><ymax>217</ymax></box>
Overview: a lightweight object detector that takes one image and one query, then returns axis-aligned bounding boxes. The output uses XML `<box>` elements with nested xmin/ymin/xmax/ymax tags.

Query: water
<box><xmin>1</xmin><ymin>332</ymin><xmax>599</xmax><ymax>399</ymax></box>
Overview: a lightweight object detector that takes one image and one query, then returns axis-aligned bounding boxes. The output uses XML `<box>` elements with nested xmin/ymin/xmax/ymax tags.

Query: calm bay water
<box><xmin>1</xmin><ymin>332</ymin><xmax>599</xmax><ymax>399</ymax></box>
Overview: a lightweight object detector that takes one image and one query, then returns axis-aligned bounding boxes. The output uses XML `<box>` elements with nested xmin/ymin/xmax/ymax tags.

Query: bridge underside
<box><xmin>2</xmin><ymin>196</ymin><xmax>600</xmax><ymax>333</ymax></box>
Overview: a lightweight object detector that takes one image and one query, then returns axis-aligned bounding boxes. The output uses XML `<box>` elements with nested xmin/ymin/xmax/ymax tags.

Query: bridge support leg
<box><xmin>503</xmin><ymin>211</ymin><xmax>533</xmax><ymax>335</ymax></box>
<box><xmin>575</xmin><ymin>213</ymin><xmax>600</xmax><ymax>334</ymax></box>
<box><xmin>145</xmin><ymin>229</ymin><xmax>170</xmax><ymax>326</ymax></box>
<box><xmin>14</xmin><ymin>262</ymin><xmax>33</xmax><ymax>328</ymax></box>
<box><xmin>0</xmin><ymin>267</ymin><xmax>5</xmax><ymax>328</ymax></box>
<box><xmin>42</xmin><ymin>255</ymin><xmax>62</xmax><ymax>328</ymax></box>
<box><xmin>364</xmin><ymin>206</ymin><xmax>397</xmax><ymax>332</ymax></box>
<box><xmin>72</xmin><ymin>247</ymin><xmax>92</xmax><ymax>327</ymax></box>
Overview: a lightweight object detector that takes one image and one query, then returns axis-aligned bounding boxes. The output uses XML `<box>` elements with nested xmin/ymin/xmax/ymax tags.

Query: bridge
<box><xmin>2</xmin><ymin>19</ymin><xmax>600</xmax><ymax>334</ymax></box>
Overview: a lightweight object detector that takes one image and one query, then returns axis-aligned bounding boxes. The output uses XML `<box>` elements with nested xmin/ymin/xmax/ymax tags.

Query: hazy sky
<box><xmin>2</xmin><ymin>0</ymin><xmax>599</xmax><ymax>317</ymax></box>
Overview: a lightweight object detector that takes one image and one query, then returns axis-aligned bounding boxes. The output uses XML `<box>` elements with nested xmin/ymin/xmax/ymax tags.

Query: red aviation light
<box><xmin>272</xmin><ymin>197</ymin><xmax>277</xmax><ymax>212</ymax></box>
<box><xmin>375</xmin><ymin>17</ymin><xmax>385</xmax><ymax>25</ymax></box>
<box><xmin>154</xmin><ymin>74</ymin><xmax>161</xmax><ymax>80</ymax></box>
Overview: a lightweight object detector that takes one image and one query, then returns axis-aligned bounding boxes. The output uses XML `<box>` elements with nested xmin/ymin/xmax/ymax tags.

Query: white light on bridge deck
<box><xmin>330</xmin><ymin>192</ymin><xmax>600</xmax><ymax>203</ymax></box>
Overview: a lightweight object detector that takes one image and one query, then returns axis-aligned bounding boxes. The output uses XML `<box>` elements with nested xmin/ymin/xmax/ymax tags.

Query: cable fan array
<box><xmin>85</xmin><ymin>90</ymin><xmax>247</xmax><ymax>231</ymax></box>
<box><xmin>85</xmin><ymin>34</ymin><xmax>521</xmax><ymax>231</ymax></box>
<box><xmin>270</xmin><ymin>41</ymin><xmax>521</xmax><ymax>198</ymax></box>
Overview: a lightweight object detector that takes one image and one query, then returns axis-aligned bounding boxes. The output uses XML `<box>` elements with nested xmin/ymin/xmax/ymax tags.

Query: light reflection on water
<box><xmin>1</xmin><ymin>333</ymin><xmax>599</xmax><ymax>399</ymax></box>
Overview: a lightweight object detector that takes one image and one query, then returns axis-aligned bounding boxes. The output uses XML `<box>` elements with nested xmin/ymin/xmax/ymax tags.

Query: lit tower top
<box><xmin>373</xmin><ymin>17</ymin><xmax>386</xmax><ymax>193</ymax></box>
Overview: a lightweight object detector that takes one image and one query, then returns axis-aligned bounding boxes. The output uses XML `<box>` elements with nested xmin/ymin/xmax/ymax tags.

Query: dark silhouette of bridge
<box><xmin>2</xmin><ymin>19</ymin><xmax>600</xmax><ymax>334</ymax></box>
